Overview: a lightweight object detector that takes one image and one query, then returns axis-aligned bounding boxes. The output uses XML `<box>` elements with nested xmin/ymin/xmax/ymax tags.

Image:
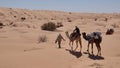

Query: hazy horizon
<box><xmin>0</xmin><ymin>0</ymin><xmax>120</xmax><ymax>13</ymax></box>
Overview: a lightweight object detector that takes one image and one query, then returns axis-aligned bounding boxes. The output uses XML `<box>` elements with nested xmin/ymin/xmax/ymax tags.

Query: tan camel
<box><xmin>65</xmin><ymin>31</ymin><xmax>82</xmax><ymax>52</ymax></box>
<box><xmin>82</xmin><ymin>32</ymin><xmax>102</xmax><ymax>56</ymax></box>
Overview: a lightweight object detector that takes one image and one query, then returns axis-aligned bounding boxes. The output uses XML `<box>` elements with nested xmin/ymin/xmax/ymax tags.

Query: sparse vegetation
<box><xmin>0</xmin><ymin>12</ymin><xmax>4</xmax><ymax>16</ymax></box>
<box><xmin>94</xmin><ymin>18</ymin><xmax>97</xmax><ymax>21</ymax></box>
<box><xmin>51</xmin><ymin>18</ymin><xmax>55</xmax><ymax>20</ymax></box>
<box><xmin>12</xmin><ymin>24</ymin><xmax>17</xmax><ymax>27</ymax></box>
<box><xmin>67</xmin><ymin>17</ymin><xmax>72</xmax><ymax>22</ymax></box>
<box><xmin>21</xmin><ymin>17</ymin><xmax>26</xmax><ymax>21</ymax></box>
<box><xmin>0</xmin><ymin>22</ymin><xmax>4</xmax><ymax>29</ymax></box>
<box><xmin>14</xmin><ymin>16</ymin><xmax>17</xmax><ymax>18</ymax></box>
<box><xmin>69</xmin><ymin>12</ymin><xmax>72</xmax><ymax>14</ymax></box>
<box><xmin>38</xmin><ymin>35</ymin><xmax>47</xmax><ymax>43</ymax></box>
<box><xmin>41</xmin><ymin>22</ymin><xmax>56</xmax><ymax>31</ymax></box>
<box><xmin>106</xmin><ymin>28</ymin><xmax>114</xmax><ymax>35</ymax></box>
<box><xmin>0</xmin><ymin>22</ymin><xmax>4</xmax><ymax>26</ymax></box>
<box><xmin>56</xmin><ymin>22</ymin><xmax>63</xmax><ymax>28</ymax></box>
<box><xmin>105</xmin><ymin>18</ymin><xmax>108</xmax><ymax>22</ymax></box>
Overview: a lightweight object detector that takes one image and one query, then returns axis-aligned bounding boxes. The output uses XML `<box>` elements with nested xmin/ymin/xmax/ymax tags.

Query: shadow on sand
<box><xmin>88</xmin><ymin>53</ymin><xmax>104</xmax><ymax>60</ymax></box>
<box><xmin>83</xmin><ymin>51</ymin><xmax>104</xmax><ymax>60</ymax></box>
<box><xmin>65</xmin><ymin>49</ymin><xmax>82</xmax><ymax>58</ymax></box>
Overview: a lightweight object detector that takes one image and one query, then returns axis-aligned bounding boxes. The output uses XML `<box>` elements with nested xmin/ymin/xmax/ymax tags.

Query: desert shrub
<box><xmin>67</xmin><ymin>17</ymin><xmax>72</xmax><ymax>22</ymax></box>
<box><xmin>0</xmin><ymin>12</ymin><xmax>4</xmax><ymax>16</ymax></box>
<box><xmin>10</xmin><ymin>12</ymin><xmax>12</xmax><ymax>15</ymax></box>
<box><xmin>9</xmin><ymin>22</ymin><xmax>13</xmax><ymax>25</ymax></box>
<box><xmin>69</xmin><ymin>12</ymin><xmax>72</xmax><ymax>14</ymax></box>
<box><xmin>106</xmin><ymin>28</ymin><xmax>114</xmax><ymax>35</ymax></box>
<box><xmin>51</xmin><ymin>18</ymin><xmax>55</xmax><ymax>20</ymax></box>
<box><xmin>56</xmin><ymin>22</ymin><xmax>63</xmax><ymax>28</ymax></box>
<box><xmin>38</xmin><ymin>35</ymin><xmax>47</xmax><ymax>43</ymax></box>
<box><xmin>14</xmin><ymin>16</ymin><xmax>17</xmax><ymax>18</ymax></box>
<box><xmin>0</xmin><ymin>22</ymin><xmax>4</xmax><ymax>29</ymax></box>
<box><xmin>12</xmin><ymin>24</ymin><xmax>17</xmax><ymax>27</ymax></box>
<box><xmin>21</xmin><ymin>17</ymin><xmax>26</xmax><ymax>21</ymax></box>
<box><xmin>105</xmin><ymin>18</ymin><xmax>108</xmax><ymax>22</ymax></box>
<box><xmin>94</xmin><ymin>18</ymin><xmax>97</xmax><ymax>21</ymax></box>
<box><xmin>68</xmin><ymin>19</ymin><xmax>72</xmax><ymax>22</ymax></box>
<box><xmin>41</xmin><ymin>22</ymin><xmax>56</xmax><ymax>31</ymax></box>
<box><xmin>0</xmin><ymin>22</ymin><xmax>4</xmax><ymax>26</ymax></box>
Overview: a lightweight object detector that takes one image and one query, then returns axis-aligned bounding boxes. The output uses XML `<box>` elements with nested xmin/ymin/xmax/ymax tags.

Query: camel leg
<box><xmin>71</xmin><ymin>41</ymin><xmax>74</xmax><ymax>51</ymax></box>
<box><xmin>96</xmin><ymin>43</ymin><xmax>100</xmax><ymax>56</ymax></box>
<box><xmin>79</xmin><ymin>38</ymin><xmax>82</xmax><ymax>52</ymax></box>
<box><xmin>99</xmin><ymin>45</ymin><xmax>101</xmax><ymax>56</ymax></box>
<box><xmin>98</xmin><ymin>44</ymin><xmax>101</xmax><ymax>56</ymax></box>
<box><xmin>87</xmin><ymin>43</ymin><xmax>90</xmax><ymax>53</ymax></box>
<box><xmin>69</xmin><ymin>41</ymin><xmax>73</xmax><ymax>51</ymax></box>
<box><xmin>91</xmin><ymin>43</ymin><xmax>93</xmax><ymax>55</ymax></box>
<box><xmin>96</xmin><ymin>46</ymin><xmax>99</xmax><ymax>56</ymax></box>
<box><xmin>74</xmin><ymin>41</ymin><xmax>78</xmax><ymax>51</ymax></box>
<box><xmin>69</xmin><ymin>41</ymin><xmax>72</xmax><ymax>48</ymax></box>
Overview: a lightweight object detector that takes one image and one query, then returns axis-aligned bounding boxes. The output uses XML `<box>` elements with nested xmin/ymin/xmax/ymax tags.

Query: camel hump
<box><xmin>70</xmin><ymin>32</ymin><xmax>80</xmax><ymax>40</ymax></box>
<box><xmin>92</xmin><ymin>32</ymin><xmax>102</xmax><ymax>39</ymax></box>
<box><xmin>70</xmin><ymin>32</ymin><xmax>75</xmax><ymax>39</ymax></box>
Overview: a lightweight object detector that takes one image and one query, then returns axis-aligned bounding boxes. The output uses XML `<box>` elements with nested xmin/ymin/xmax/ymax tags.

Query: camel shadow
<box><xmin>88</xmin><ymin>53</ymin><xmax>104</xmax><ymax>60</ymax></box>
<box><xmin>65</xmin><ymin>49</ymin><xmax>82</xmax><ymax>58</ymax></box>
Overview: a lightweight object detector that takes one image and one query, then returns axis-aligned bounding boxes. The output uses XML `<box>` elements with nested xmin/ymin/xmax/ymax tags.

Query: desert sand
<box><xmin>0</xmin><ymin>7</ymin><xmax>120</xmax><ymax>68</ymax></box>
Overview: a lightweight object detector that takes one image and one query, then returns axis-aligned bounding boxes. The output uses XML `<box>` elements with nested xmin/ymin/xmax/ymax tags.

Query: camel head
<box><xmin>65</xmin><ymin>31</ymin><xmax>68</xmax><ymax>34</ymax></box>
<box><xmin>82</xmin><ymin>32</ymin><xmax>86</xmax><ymax>36</ymax></box>
<box><xmin>82</xmin><ymin>32</ymin><xmax>88</xmax><ymax>40</ymax></box>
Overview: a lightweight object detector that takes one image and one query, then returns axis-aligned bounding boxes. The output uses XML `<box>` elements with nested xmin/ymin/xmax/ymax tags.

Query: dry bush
<box><xmin>68</xmin><ymin>19</ymin><xmax>72</xmax><ymax>22</ymax></box>
<box><xmin>105</xmin><ymin>18</ymin><xmax>108</xmax><ymax>22</ymax></box>
<box><xmin>0</xmin><ymin>22</ymin><xmax>4</xmax><ymax>26</ymax></box>
<box><xmin>106</xmin><ymin>28</ymin><xmax>114</xmax><ymax>35</ymax></box>
<box><xmin>0</xmin><ymin>12</ymin><xmax>4</xmax><ymax>16</ymax></box>
<box><xmin>0</xmin><ymin>23</ymin><xmax>4</xmax><ymax>29</ymax></box>
<box><xmin>67</xmin><ymin>17</ymin><xmax>72</xmax><ymax>22</ymax></box>
<box><xmin>56</xmin><ymin>22</ymin><xmax>63</xmax><ymax>28</ymax></box>
<box><xmin>69</xmin><ymin>12</ymin><xmax>72</xmax><ymax>14</ymax></box>
<box><xmin>41</xmin><ymin>22</ymin><xmax>56</xmax><ymax>31</ymax></box>
<box><xmin>0</xmin><ymin>22</ymin><xmax>4</xmax><ymax>29</ymax></box>
<box><xmin>14</xmin><ymin>16</ymin><xmax>17</xmax><ymax>18</ymax></box>
<box><xmin>21</xmin><ymin>17</ymin><xmax>26</xmax><ymax>21</ymax></box>
<box><xmin>38</xmin><ymin>35</ymin><xmax>47</xmax><ymax>43</ymax></box>
<box><xmin>94</xmin><ymin>18</ymin><xmax>97</xmax><ymax>21</ymax></box>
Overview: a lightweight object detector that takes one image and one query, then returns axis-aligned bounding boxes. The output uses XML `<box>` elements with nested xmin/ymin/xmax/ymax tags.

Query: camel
<box><xmin>106</xmin><ymin>28</ymin><xmax>114</xmax><ymax>35</ymax></box>
<box><xmin>65</xmin><ymin>31</ymin><xmax>82</xmax><ymax>52</ymax></box>
<box><xmin>82</xmin><ymin>32</ymin><xmax>102</xmax><ymax>56</ymax></box>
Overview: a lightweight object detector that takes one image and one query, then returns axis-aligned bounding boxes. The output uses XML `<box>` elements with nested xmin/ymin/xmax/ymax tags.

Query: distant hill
<box><xmin>0</xmin><ymin>7</ymin><xmax>120</xmax><ymax>28</ymax></box>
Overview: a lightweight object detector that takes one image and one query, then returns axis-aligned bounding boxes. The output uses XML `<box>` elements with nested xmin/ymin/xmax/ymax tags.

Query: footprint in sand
<box><xmin>89</xmin><ymin>63</ymin><xmax>103</xmax><ymax>68</ymax></box>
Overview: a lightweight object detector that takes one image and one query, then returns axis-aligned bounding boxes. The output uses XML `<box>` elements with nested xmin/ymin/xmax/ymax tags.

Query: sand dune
<box><xmin>0</xmin><ymin>7</ymin><xmax>120</xmax><ymax>68</ymax></box>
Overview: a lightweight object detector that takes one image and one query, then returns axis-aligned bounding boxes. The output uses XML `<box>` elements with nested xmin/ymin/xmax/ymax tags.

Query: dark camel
<box><xmin>82</xmin><ymin>32</ymin><xmax>102</xmax><ymax>56</ymax></box>
<box><xmin>106</xmin><ymin>28</ymin><xmax>114</xmax><ymax>35</ymax></box>
<box><xmin>65</xmin><ymin>31</ymin><xmax>82</xmax><ymax>52</ymax></box>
